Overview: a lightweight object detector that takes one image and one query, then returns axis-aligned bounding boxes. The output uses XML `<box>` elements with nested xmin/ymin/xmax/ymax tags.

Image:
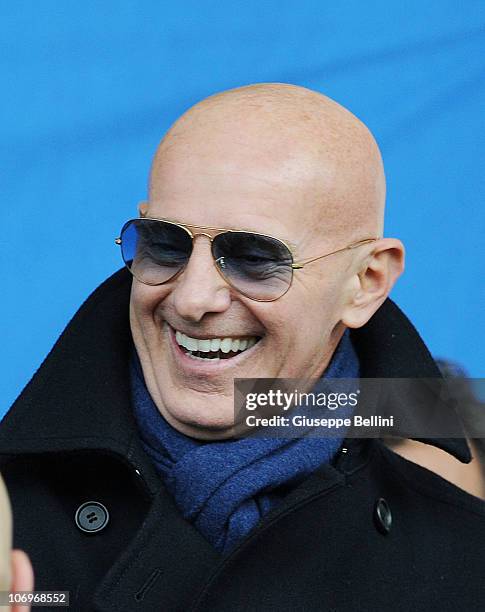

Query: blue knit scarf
<box><xmin>130</xmin><ymin>330</ymin><xmax>359</xmax><ymax>555</ymax></box>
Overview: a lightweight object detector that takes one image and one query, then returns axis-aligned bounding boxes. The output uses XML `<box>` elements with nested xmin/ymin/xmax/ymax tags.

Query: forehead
<box><xmin>148</xmin><ymin>129</ymin><xmax>336</xmax><ymax>248</ymax></box>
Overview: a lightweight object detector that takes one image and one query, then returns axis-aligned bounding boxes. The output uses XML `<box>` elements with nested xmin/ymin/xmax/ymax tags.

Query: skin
<box><xmin>0</xmin><ymin>475</ymin><xmax>11</xmax><ymax>591</ymax></box>
<box><xmin>130</xmin><ymin>83</ymin><xmax>405</xmax><ymax>440</ymax></box>
<box><xmin>0</xmin><ymin>474</ymin><xmax>34</xmax><ymax>611</ymax></box>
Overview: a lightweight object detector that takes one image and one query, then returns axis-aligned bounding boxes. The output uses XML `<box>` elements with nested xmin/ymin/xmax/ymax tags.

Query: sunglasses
<box><xmin>116</xmin><ymin>217</ymin><xmax>378</xmax><ymax>302</ymax></box>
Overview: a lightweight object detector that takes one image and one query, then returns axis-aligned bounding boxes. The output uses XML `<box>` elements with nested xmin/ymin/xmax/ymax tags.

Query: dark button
<box><xmin>374</xmin><ymin>497</ymin><xmax>392</xmax><ymax>534</ymax></box>
<box><xmin>75</xmin><ymin>501</ymin><xmax>109</xmax><ymax>534</ymax></box>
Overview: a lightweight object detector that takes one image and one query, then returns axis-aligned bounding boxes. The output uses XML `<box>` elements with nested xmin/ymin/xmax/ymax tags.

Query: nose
<box><xmin>171</xmin><ymin>235</ymin><xmax>232</xmax><ymax>322</ymax></box>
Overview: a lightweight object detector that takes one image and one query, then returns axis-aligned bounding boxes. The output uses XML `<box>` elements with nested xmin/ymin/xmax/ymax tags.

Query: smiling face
<box><xmin>129</xmin><ymin>84</ymin><xmax>388</xmax><ymax>439</ymax></box>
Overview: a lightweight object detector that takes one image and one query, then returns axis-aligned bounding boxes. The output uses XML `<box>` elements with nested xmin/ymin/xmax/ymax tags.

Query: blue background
<box><xmin>1</xmin><ymin>2</ymin><xmax>484</xmax><ymax>417</ymax></box>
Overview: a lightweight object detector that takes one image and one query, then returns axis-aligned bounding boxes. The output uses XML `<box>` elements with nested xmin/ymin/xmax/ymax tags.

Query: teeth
<box><xmin>210</xmin><ymin>338</ymin><xmax>221</xmax><ymax>352</ymax></box>
<box><xmin>198</xmin><ymin>339</ymin><xmax>211</xmax><ymax>352</ymax></box>
<box><xmin>220</xmin><ymin>338</ymin><xmax>232</xmax><ymax>354</ymax></box>
<box><xmin>185</xmin><ymin>336</ymin><xmax>198</xmax><ymax>351</ymax></box>
<box><xmin>173</xmin><ymin>328</ymin><xmax>259</xmax><ymax>356</ymax></box>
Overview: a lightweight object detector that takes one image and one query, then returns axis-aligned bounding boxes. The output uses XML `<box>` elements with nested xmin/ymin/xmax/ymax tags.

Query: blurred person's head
<box><xmin>0</xmin><ymin>474</ymin><xmax>34</xmax><ymax>611</ymax></box>
<box><xmin>127</xmin><ymin>83</ymin><xmax>404</xmax><ymax>439</ymax></box>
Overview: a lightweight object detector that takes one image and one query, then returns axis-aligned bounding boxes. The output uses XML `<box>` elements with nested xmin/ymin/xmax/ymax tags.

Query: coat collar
<box><xmin>0</xmin><ymin>268</ymin><xmax>470</xmax><ymax>464</ymax></box>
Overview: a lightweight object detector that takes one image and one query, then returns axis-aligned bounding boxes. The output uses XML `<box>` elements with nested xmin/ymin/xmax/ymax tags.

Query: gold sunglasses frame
<box><xmin>115</xmin><ymin>216</ymin><xmax>379</xmax><ymax>302</ymax></box>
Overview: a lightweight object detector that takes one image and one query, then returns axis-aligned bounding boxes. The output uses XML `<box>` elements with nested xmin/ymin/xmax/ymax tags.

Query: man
<box><xmin>0</xmin><ymin>474</ymin><xmax>34</xmax><ymax>612</ymax></box>
<box><xmin>1</xmin><ymin>84</ymin><xmax>484</xmax><ymax>611</ymax></box>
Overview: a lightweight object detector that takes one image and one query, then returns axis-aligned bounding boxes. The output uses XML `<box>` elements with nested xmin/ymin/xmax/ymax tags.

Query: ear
<box><xmin>11</xmin><ymin>550</ymin><xmax>34</xmax><ymax>612</ymax></box>
<box><xmin>138</xmin><ymin>201</ymin><xmax>149</xmax><ymax>217</ymax></box>
<box><xmin>341</xmin><ymin>238</ymin><xmax>405</xmax><ymax>329</ymax></box>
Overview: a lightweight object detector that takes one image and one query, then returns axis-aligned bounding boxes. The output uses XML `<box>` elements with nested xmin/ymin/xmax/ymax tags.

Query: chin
<box><xmin>160</xmin><ymin>394</ymin><xmax>237</xmax><ymax>439</ymax></box>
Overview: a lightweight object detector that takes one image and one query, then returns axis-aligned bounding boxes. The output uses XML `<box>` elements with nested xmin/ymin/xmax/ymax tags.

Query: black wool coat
<box><xmin>1</xmin><ymin>269</ymin><xmax>484</xmax><ymax>612</ymax></box>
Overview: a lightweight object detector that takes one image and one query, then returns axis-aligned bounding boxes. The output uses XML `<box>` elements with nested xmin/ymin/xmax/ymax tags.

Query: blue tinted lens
<box><xmin>212</xmin><ymin>232</ymin><xmax>293</xmax><ymax>300</ymax></box>
<box><xmin>120</xmin><ymin>219</ymin><xmax>192</xmax><ymax>285</ymax></box>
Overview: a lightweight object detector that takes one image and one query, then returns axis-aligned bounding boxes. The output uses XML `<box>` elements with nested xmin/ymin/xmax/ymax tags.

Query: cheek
<box><xmin>130</xmin><ymin>282</ymin><xmax>170</xmax><ymax>319</ymax></box>
<box><xmin>277</xmin><ymin>285</ymin><xmax>342</xmax><ymax>348</ymax></box>
<box><xmin>256</xmin><ymin>300</ymin><xmax>311</xmax><ymax>349</ymax></box>
<box><xmin>129</xmin><ymin>283</ymin><xmax>172</xmax><ymax>350</ymax></box>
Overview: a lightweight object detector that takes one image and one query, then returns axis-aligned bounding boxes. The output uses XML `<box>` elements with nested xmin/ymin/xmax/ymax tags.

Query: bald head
<box><xmin>131</xmin><ymin>84</ymin><xmax>403</xmax><ymax>441</ymax></box>
<box><xmin>149</xmin><ymin>83</ymin><xmax>385</xmax><ymax>242</ymax></box>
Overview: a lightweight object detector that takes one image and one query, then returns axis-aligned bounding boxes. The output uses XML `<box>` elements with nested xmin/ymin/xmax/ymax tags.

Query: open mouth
<box><xmin>174</xmin><ymin>328</ymin><xmax>261</xmax><ymax>361</ymax></box>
